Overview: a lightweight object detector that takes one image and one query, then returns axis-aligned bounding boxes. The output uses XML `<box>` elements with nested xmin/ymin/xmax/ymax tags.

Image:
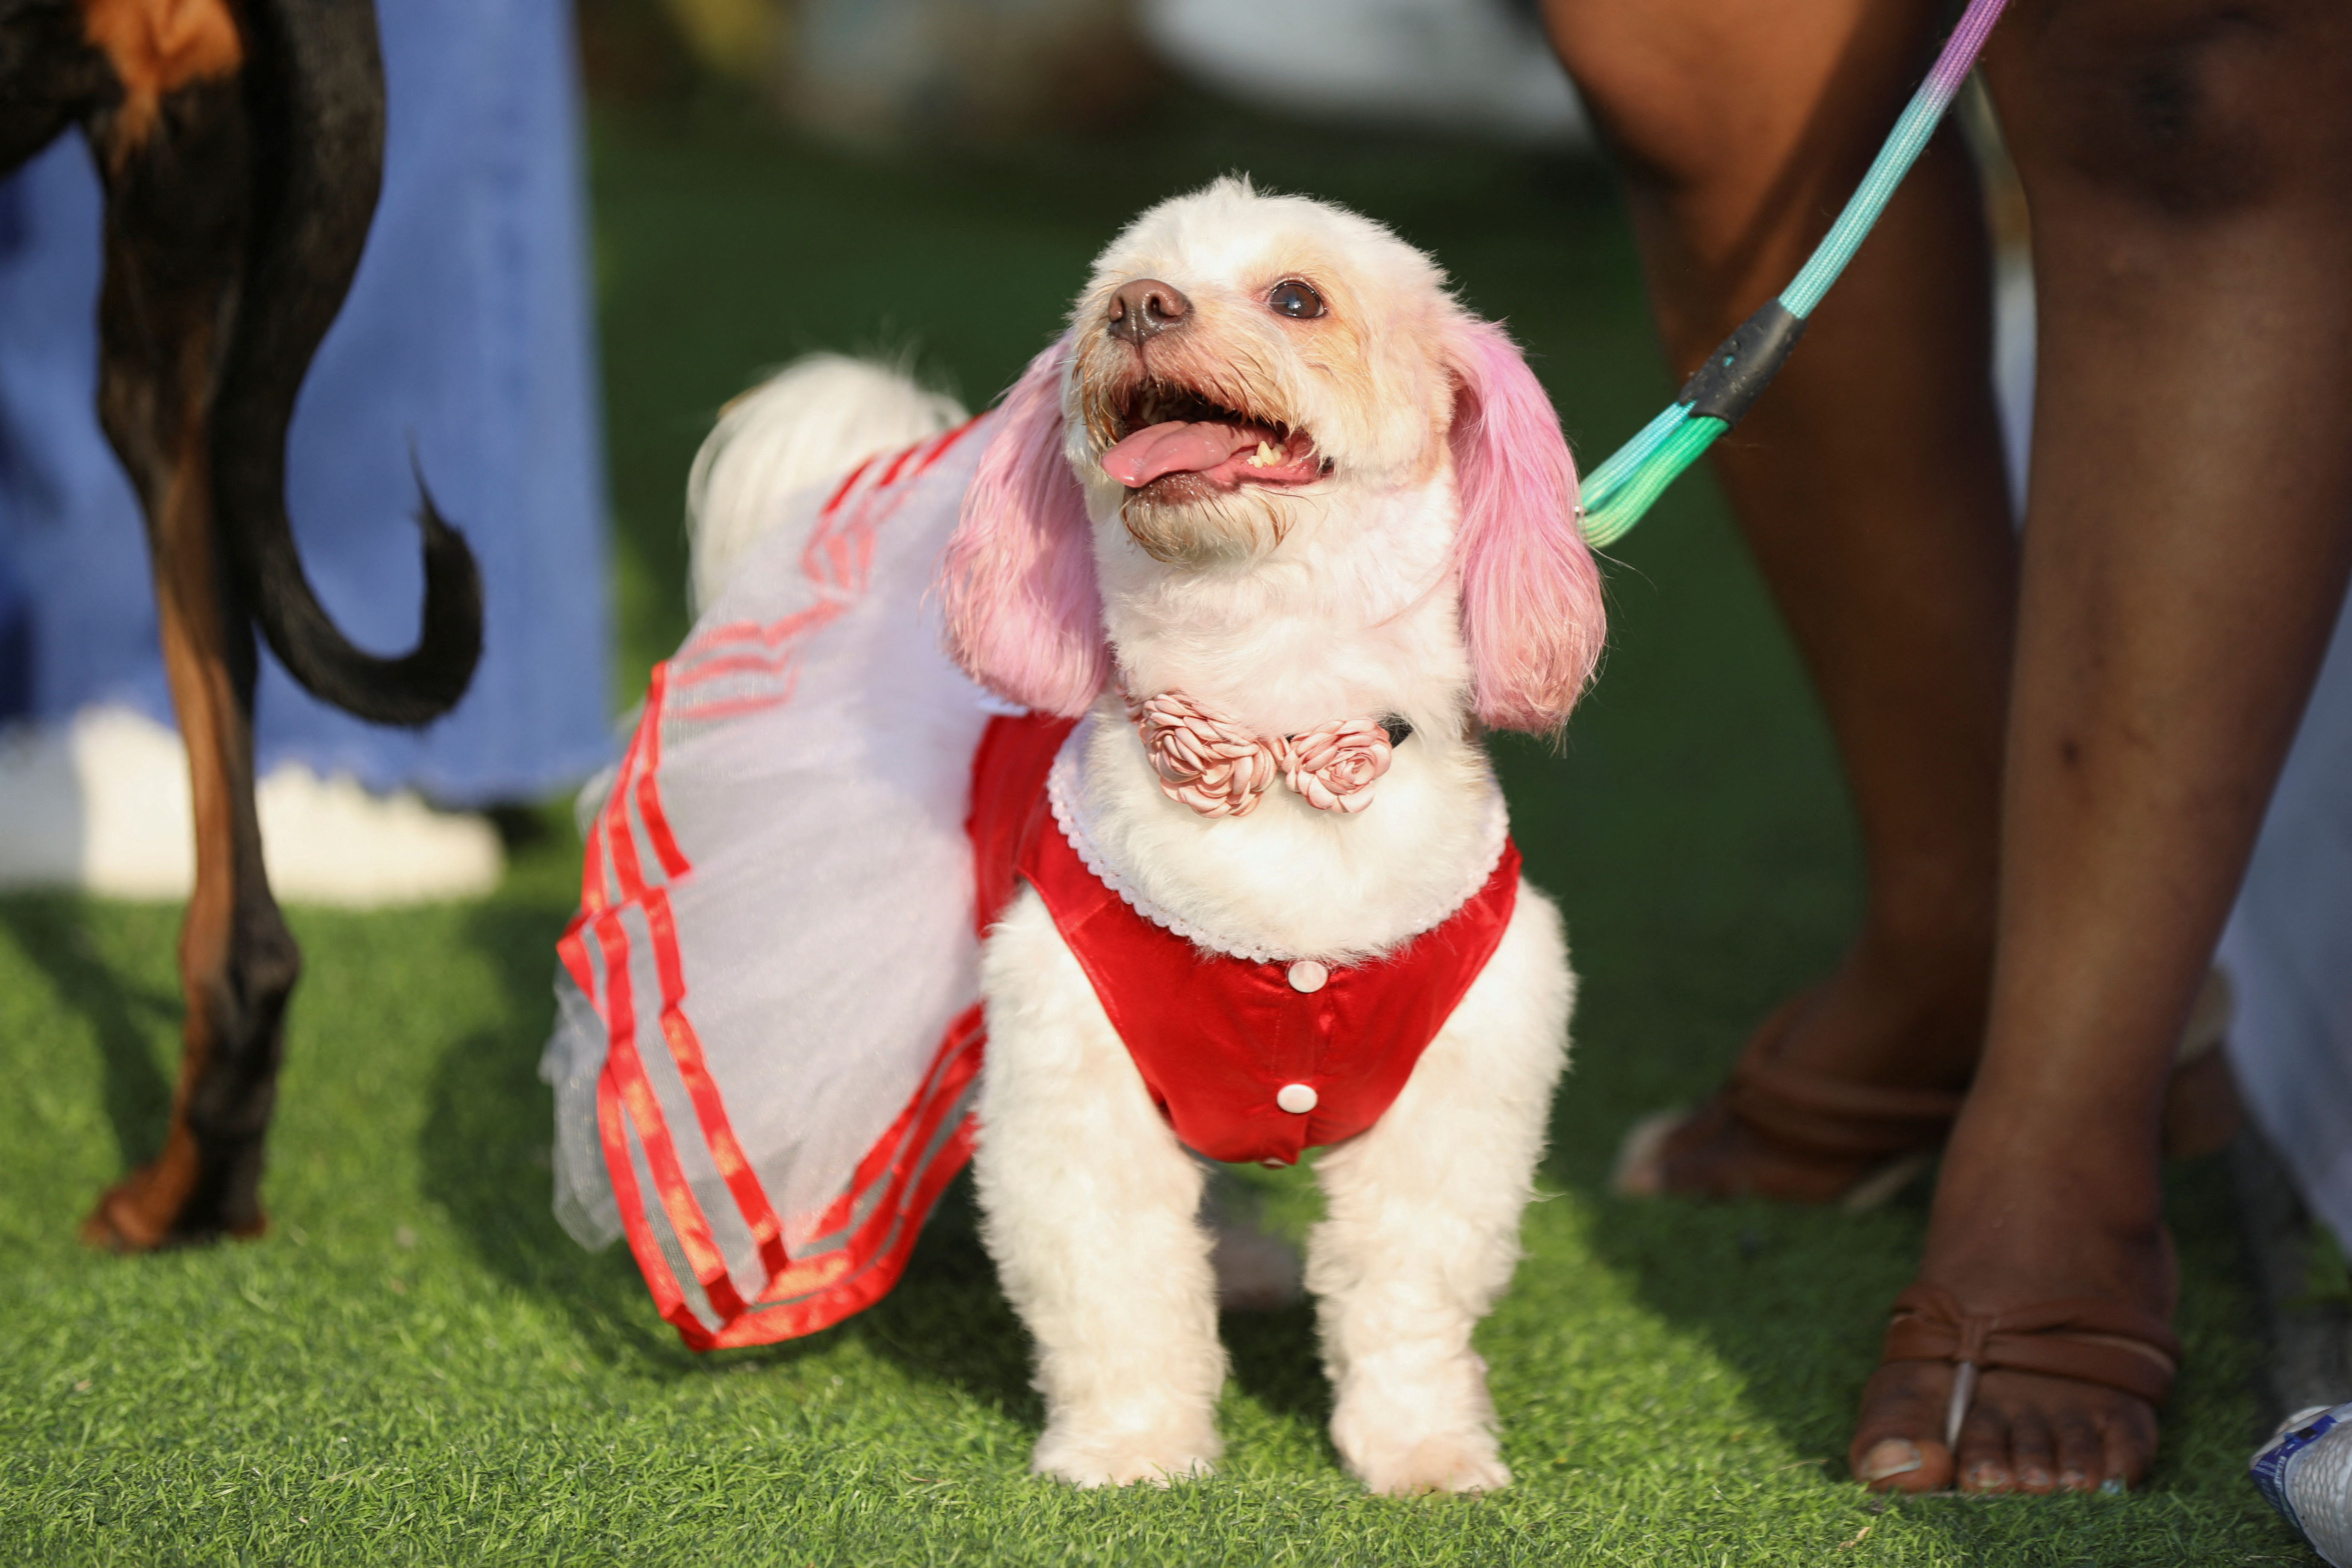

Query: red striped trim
<box><xmin>798</xmin><ymin>997</ymin><xmax>982</xmax><ymax>1243</ymax></box>
<box><xmin>804</xmin><ymin>467</ymin><xmax>884</xmax><ymax>596</ymax></box>
<box><xmin>657</xmin><ymin>691</ymin><xmax>795</xmax><ymax>727</ymax></box>
<box><xmin>575</xmin><ymin>705</ymin><xmax>637</xmax><ymax>917</ymax></box>
<box><xmin>668</xmin><ymin>420</ymin><xmax>975</xmax><ymax>671</ymax></box>
<box><xmin>633</xmin><ymin>666</ymin><xmax>691</xmax><ymax>883</ymax></box>
<box><xmin>557</xmin><ymin>910</ymin><xmax>597</xmax><ymax>995</ymax></box>
<box><xmin>557</xmin><ymin>657</ymin><xmax>665</xmax><ymax>995</ymax></box>
<box><xmin>667</xmin><ymin>616</ymin><xmax>843</xmax><ymax>695</ymax></box>
<box><xmin>592</xmin><ymin>669</ymin><xmax>782</xmax><ymax>1295</ymax></box>
<box><xmin>797</xmin><ymin>421</ymin><xmax>979</xmax><ymax>601</ymax></box>
<box><xmin>565</xmin><ymin>661</ymin><xmax>751</xmax><ymax>1339</ymax></box>
<box><xmin>720</xmin><ymin>1007</ymin><xmax>984</xmax><ymax>1344</ymax></box>
<box><xmin>645</xmin><ymin>888</ymin><xmax>789</xmax><ymax>1281</ymax></box>
<box><xmin>593</xmin><ymin>902</ymin><xmax>747</xmax><ymax>1321</ymax></box>
<box><xmin>671</xmin><ymin>617</ymin><xmax>771</xmax><ymax>656</ymax></box>
<box><xmin>596</xmin><ymin>1056</ymin><xmax>701</xmax><ymax>1344</ymax></box>
<box><xmin>672</xmin><ymin>647</ymin><xmax>805</xmax><ymax>688</ymax></box>
<box><xmin>669</xmin><ymin>638</ymin><xmax>816</xmax><ymax>691</ymax></box>
<box><xmin>914</xmin><ymin>415</ymin><xmax>983</xmax><ymax>475</ymax></box>
<box><xmin>712</xmin><ymin>1123</ymin><xmax>977</xmax><ymax>1345</ymax></box>
<box><xmin>875</xmin><ymin>437</ymin><xmax>926</xmax><ymax>490</ymax></box>
<box><xmin>821</xmin><ymin>448</ymin><xmax>884</xmax><ymax>517</ymax></box>
<box><xmin>574</xmin><ymin>418</ymin><xmax>994</xmax><ymax>1349</ymax></box>
<box><xmin>672</xmin><ymin>603</ymin><xmax>843</xmax><ymax>682</ymax></box>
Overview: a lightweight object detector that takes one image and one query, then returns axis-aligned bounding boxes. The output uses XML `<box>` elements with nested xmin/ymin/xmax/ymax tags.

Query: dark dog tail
<box><xmin>210</xmin><ymin>0</ymin><xmax>483</xmax><ymax>727</ymax></box>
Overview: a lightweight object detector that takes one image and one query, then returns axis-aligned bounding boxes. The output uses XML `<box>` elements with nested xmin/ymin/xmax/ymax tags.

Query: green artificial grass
<box><xmin>0</xmin><ymin>90</ymin><xmax>2316</xmax><ymax>1565</ymax></box>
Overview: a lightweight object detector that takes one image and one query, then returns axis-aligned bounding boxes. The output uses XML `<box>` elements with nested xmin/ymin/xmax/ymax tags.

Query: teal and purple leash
<box><xmin>1575</xmin><ymin>0</ymin><xmax>2011</xmax><ymax>548</ymax></box>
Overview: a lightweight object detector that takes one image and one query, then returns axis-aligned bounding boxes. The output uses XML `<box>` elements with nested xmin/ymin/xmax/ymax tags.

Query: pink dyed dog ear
<box><xmin>1445</xmin><ymin>317</ymin><xmax>1607</xmax><ymax>733</ymax></box>
<box><xmin>937</xmin><ymin>332</ymin><xmax>1109</xmax><ymax>716</ymax></box>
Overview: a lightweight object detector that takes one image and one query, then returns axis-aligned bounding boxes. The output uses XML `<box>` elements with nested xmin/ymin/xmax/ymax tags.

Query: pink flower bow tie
<box><xmin>1123</xmin><ymin>688</ymin><xmax>1400</xmax><ymax>818</ymax></box>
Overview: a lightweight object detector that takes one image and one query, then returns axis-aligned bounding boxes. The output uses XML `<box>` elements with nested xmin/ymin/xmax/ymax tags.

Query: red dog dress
<box><xmin>547</xmin><ymin>422</ymin><xmax>1520</xmax><ymax>1350</ymax></box>
<box><xmin>968</xmin><ymin>711</ymin><xmax>1521</xmax><ymax>1168</ymax></box>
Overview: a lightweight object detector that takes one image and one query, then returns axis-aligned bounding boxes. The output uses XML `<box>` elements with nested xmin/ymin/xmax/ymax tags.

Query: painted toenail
<box><xmin>2058</xmin><ymin>1469</ymin><xmax>2088</xmax><ymax>1490</ymax></box>
<box><xmin>2100</xmin><ymin>1477</ymin><xmax>2126</xmax><ymax>1495</ymax></box>
<box><xmin>2020</xmin><ymin>1467</ymin><xmax>2051</xmax><ymax>1488</ymax></box>
<box><xmin>1965</xmin><ymin>1463</ymin><xmax>2009</xmax><ymax>1490</ymax></box>
<box><xmin>1859</xmin><ymin>1440</ymin><xmax>1921</xmax><ymax>1481</ymax></box>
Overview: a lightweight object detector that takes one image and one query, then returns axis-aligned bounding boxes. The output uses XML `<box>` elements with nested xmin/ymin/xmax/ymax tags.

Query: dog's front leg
<box><xmin>1306</xmin><ymin>887</ymin><xmax>1573</xmax><ymax>1495</ymax></box>
<box><xmin>975</xmin><ymin>890</ymin><xmax>1226</xmax><ymax>1486</ymax></box>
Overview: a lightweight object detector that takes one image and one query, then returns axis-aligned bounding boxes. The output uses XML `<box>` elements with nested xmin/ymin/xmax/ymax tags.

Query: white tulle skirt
<box><xmin>539</xmin><ymin>420</ymin><xmax>1009</xmax><ymax>1348</ymax></box>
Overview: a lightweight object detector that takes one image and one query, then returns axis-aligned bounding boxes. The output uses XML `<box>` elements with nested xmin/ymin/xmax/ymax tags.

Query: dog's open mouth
<box><xmin>1101</xmin><ymin>384</ymin><xmax>1325</xmax><ymax>496</ymax></box>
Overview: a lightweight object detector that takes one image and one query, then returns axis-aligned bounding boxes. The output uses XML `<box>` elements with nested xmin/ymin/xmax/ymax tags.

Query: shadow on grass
<box><xmin>415</xmin><ymin>894</ymin><xmax>1041</xmax><ymax>1413</ymax></box>
<box><xmin>834</xmin><ymin>1175</ymin><xmax>1336</xmax><ymax>1436</ymax></box>
<box><xmin>1222</xmin><ymin>1299</ymin><xmax>1333</xmax><ymax>1434</ymax></box>
<box><xmin>0</xmin><ymin>893</ymin><xmax>179</xmax><ymax>1173</ymax></box>
<box><xmin>1475</xmin><ymin>642</ymin><xmax>1939</xmax><ymax>1476</ymax></box>
<box><xmin>417</xmin><ymin>898</ymin><xmax>706</xmax><ymax>1370</ymax></box>
<box><xmin>1516</xmin><ymin>913</ymin><xmax>1938</xmax><ymax>1476</ymax></box>
<box><xmin>1525</xmin><ymin>967</ymin><xmax>2266</xmax><ymax>1496</ymax></box>
<box><xmin>415</xmin><ymin>889</ymin><xmax>1336</xmax><ymax>1436</ymax></box>
<box><xmin>1566</xmin><ymin>1141</ymin><xmax>1933</xmax><ymax>1474</ymax></box>
<box><xmin>828</xmin><ymin>1172</ymin><xmax>1040</xmax><ymax>1421</ymax></box>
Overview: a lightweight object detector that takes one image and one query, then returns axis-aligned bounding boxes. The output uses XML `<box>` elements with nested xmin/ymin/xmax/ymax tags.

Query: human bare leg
<box><xmin>1544</xmin><ymin>0</ymin><xmax>2017</xmax><ymax>1199</ymax></box>
<box><xmin>1851</xmin><ymin>0</ymin><xmax>2352</xmax><ymax>1492</ymax></box>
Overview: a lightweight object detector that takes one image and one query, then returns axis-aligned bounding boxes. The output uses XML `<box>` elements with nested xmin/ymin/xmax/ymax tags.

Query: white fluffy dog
<box><xmin>694</xmin><ymin>177</ymin><xmax>1604</xmax><ymax>1494</ymax></box>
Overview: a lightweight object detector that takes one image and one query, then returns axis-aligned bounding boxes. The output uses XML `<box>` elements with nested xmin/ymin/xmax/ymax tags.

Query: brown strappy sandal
<box><xmin>1877</xmin><ymin>1283</ymin><xmax>2181</xmax><ymax>1459</ymax></box>
<box><xmin>1612</xmin><ymin>992</ymin><xmax>1967</xmax><ymax>1212</ymax></box>
<box><xmin>1613</xmin><ymin>971</ymin><xmax>2243</xmax><ymax>1211</ymax></box>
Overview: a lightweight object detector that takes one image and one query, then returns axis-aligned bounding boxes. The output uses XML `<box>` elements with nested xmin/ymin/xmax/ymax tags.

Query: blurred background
<box><xmin>576</xmin><ymin>0</ymin><xmax>1604</xmax><ymax>693</ymax></box>
<box><xmin>602</xmin><ymin>0</ymin><xmax>1587</xmax><ymax>154</ymax></box>
<box><xmin>0</xmin><ymin>8</ymin><xmax>2326</xmax><ymax>1560</ymax></box>
<box><xmin>0</xmin><ymin>0</ymin><xmax>1611</xmax><ymax>906</ymax></box>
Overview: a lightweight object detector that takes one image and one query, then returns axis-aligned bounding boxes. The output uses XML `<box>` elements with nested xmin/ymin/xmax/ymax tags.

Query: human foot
<box><xmin>1847</xmin><ymin>1096</ymin><xmax>2179</xmax><ymax>1494</ymax></box>
<box><xmin>1615</xmin><ymin>938</ymin><xmax>1987</xmax><ymax>1205</ymax></box>
<box><xmin>1849</xmin><ymin>1288</ymin><xmax>2174</xmax><ymax>1492</ymax></box>
<box><xmin>1616</xmin><ymin>963</ymin><xmax>2240</xmax><ymax>1207</ymax></box>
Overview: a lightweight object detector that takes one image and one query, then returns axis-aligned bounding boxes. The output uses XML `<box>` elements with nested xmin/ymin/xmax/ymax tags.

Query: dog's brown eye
<box><xmin>1267</xmin><ymin>280</ymin><xmax>1325</xmax><ymax>320</ymax></box>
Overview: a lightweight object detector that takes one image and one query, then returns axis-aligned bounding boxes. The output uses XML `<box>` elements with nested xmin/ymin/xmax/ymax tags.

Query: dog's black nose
<box><xmin>1107</xmin><ymin>279</ymin><xmax>1191</xmax><ymax>345</ymax></box>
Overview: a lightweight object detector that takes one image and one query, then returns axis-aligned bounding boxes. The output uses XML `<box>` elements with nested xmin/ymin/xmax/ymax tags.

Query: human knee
<box><xmin>1545</xmin><ymin>0</ymin><xmax>1855</xmax><ymax>198</ymax></box>
<box><xmin>1547</xmin><ymin>1</ymin><xmax>1945</xmax><ymax>187</ymax></box>
<box><xmin>1542</xmin><ymin>1</ymin><xmax>1742</xmax><ymax>188</ymax></box>
<box><xmin>1992</xmin><ymin>0</ymin><xmax>2352</xmax><ymax>217</ymax></box>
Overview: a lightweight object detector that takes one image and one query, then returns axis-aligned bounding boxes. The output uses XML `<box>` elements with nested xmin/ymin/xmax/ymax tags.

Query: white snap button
<box><xmin>1287</xmin><ymin>960</ymin><xmax>1328</xmax><ymax>993</ymax></box>
<box><xmin>1276</xmin><ymin>1082</ymin><xmax>1318</xmax><ymax>1115</ymax></box>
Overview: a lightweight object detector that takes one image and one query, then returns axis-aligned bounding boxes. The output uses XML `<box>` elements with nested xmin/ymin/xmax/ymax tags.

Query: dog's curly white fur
<box><xmin>701</xmin><ymin>178</ymin><xmax>1604</xmax><ymax>1494</ymax></box>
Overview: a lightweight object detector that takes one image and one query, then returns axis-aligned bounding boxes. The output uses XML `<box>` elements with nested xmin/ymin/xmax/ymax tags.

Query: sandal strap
<box><xmin>1880</xmin><ymin>1283</ymin><xmax>2181</xmax><ymax>1406</ymax></box>
<box><xmin>1723</xmin><ymin>997</ymin><xmax>1966</xmax><ymax>1158</ymax></box>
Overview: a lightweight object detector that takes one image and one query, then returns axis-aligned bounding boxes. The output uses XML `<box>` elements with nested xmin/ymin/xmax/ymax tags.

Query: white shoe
<box><xmin>1143</xmin><ymin>0</ymin><xmax>1593</xmax><ymax>145</ymax></box>
<box><xmin>0</xmin><ymin>705</ymin><xmax>503</xmax><ymax>907</ymax></box>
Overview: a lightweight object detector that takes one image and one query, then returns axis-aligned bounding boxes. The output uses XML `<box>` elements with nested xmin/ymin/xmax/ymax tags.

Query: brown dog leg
<box><xmin>82</xmin><ymin>536</ymin><xmax>301</xmax><ymax>1249</ymax></box>
<box><xmin>73</xmin><ymin>55</ymin><xmax>301</xmax><ymax>1248</ymax></box>
<box><xmin>83</xmin><ymin>379</ymin><xmax>300</xmax><ymax>1246</ymax></box>
<box><xmin>0</xmin><ymin>2</ymin><xmax>472</xmax><ymax>1245</ymax></box>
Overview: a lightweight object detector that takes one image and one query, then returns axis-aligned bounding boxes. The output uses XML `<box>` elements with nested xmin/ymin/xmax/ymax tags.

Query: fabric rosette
<box><xmin>1125</xmin><ymin>689</ymin><xmax>1281</xmax><ymax>818</ymax></box>
<box><xmin>1276</xmin><ymin>716</ymin><xmax>1394</xmax><ymax>813</ymax></box>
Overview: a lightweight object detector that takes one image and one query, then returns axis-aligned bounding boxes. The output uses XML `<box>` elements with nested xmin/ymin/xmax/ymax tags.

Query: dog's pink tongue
<box><xmin>1101</xmin><ymin>420</ymin><xmax>1260</xmax><ymax>489</ymax></box>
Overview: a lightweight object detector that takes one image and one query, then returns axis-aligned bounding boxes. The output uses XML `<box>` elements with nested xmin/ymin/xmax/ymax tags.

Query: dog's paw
<box><xmin>1031</xmin><ymin>1423</ymin><xmax>1220</xmax><ymax>1488</ymax></box>
<box><xmin>1346</xmin><ymin>1431</ymin><xmax>1512</xmax><ymax>1496</ymax></box>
